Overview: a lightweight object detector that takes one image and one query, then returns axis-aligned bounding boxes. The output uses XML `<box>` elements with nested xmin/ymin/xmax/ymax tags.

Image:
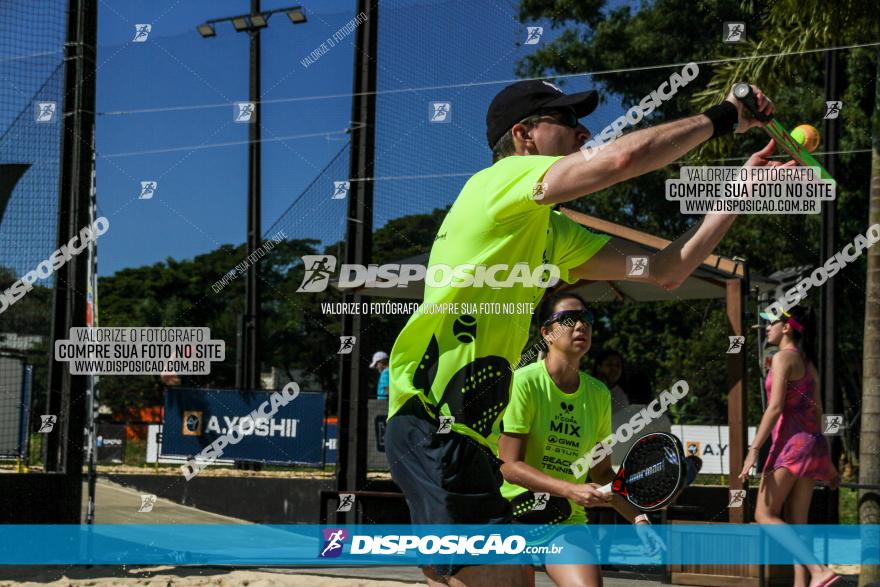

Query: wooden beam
<box><xmin>606</xmin><ymin>281</ymin><xmax>629</xmax><ymax>302</ymax></box>
<box><xmin>726</xmin><ymin>277</ymin><xmax>749</xmax><ymax>523</ymax></box>
<box><xmin>557</xmin><ymin>278</ymin><xmax>632</xmax><ymax>303</ymax></box>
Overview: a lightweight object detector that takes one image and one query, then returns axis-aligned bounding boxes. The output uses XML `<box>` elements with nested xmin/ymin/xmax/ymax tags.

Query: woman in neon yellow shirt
<box><xmin>499</xmin><ymin>291</ymin><xmax>662</xmax><ymax>586</ymax></box>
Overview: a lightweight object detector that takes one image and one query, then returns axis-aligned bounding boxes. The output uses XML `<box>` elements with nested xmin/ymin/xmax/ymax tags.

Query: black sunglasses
<box><xmin>523</xmin><ymin>107</ymin><xmax>579</xmax><ymax>129</ymax></box>
<box><xmin>543</xmin><ymin>308</ymin><xmax>594</xmax><ymax>328</ymax></box>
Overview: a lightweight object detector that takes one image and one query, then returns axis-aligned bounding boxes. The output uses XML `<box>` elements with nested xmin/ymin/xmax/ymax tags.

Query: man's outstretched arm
<box><xmin>568</xmin><ymin>220</ymin><xmax>728</xmax><ymax>291</ymax></box>
<box><xmin>539</xmin><ymin>84</ymin><xmax>774</xmax><ymax>205</ymax></box>
<box><xmin>569</xmin><ymin>139</ymin><xmax>796</xmax><ymax>290</ymax></box>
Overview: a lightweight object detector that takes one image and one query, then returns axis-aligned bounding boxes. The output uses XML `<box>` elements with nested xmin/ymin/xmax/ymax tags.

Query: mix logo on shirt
<box><xmin>542</xmin><ymin>401</ymin><xmax>583</xmax><ymax>474</ymax></box>
<box><xmin>549</xmin><ymin>403</ymin><xmax>581</xmax><ymax>438</ymax></box>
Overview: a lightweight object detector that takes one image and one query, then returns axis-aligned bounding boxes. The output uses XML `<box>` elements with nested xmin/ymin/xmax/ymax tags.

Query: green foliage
<box><xmin>97</xmin><ymin>238</ymin><xmax>334</xmax><ymax>413</ymax></box>
<box><xmin>512</xmin><ymin>0</ymin><xmax>876</xmax><ymax>435</ymax></box>
<box><xmin>0</xmin><ymin>265</ymin><xmax>52</xmax><ymax>336</ymax></box>
<box><xmin>95</xmin><ymin>208</ymin><xmax>450</xmax><ymax>417</ymax></box>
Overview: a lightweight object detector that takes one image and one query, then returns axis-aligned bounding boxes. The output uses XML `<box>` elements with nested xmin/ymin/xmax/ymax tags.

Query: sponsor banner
<box><xmin>321</xmin><ymin>407</ymin><xmax>385</xmax><ymax>469</ymax></box>
<box><xmin>366</xmin><ymin>399</ymin><xmax>388</xmax><ymax>470</ymax></box>
<box><xmin>323</xmin><ymin>420</ymin><xmax>337</xmax><ymax>465</ymax></box>
<box><xmin>671</xmin><ymin>424</ymin><xmax>757</xmax><ymax>475</ymax></box>
<box><xmin>0</xmin><ymin>525</ymin><xmax>876</xmax><ymax>565</ymax></box>
<box><xmin>95</xmin><ymin>423</ymin><xmax>126</xmax><ymax>464</ymax></box>
<box><xmin>0</xmin><ymin>357</ymin><xmax>25</xmax><ymax>457</ymax></box>
<box><xmin>162</xmin><ymin>388</ymin><xmax>325</xmax><ymax>466</ymax></box>
<box><xmin>146</xmin><ymin>424</ymin><xmax>234</xmax><ymax>466</ymax></box>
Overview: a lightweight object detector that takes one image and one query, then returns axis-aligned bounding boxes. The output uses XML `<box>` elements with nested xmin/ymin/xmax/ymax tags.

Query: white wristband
<box><xmin>634</xmin><ymin>514</ymin><xmax>650</xmax><ymax>525</ymax></box>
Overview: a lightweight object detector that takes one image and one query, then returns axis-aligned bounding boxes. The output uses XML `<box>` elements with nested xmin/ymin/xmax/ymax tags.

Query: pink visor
<box><xmin>782</xmin><ymin>311</ymin><xmax>804</xmax><ymax>333</ymax></box>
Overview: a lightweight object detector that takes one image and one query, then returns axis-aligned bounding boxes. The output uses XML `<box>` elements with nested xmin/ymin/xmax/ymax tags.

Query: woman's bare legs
<box><xmin>755</xmin><ymin>468</ymin><xmax>837</xmax><ymax>587</ymax></box>
<box><xmin>544</xmin><ymin>564</ymin><xmax>602</xmax><ymax>587</ymax></box>
<box><xmin>423</xmin><ymin>565</ymin><xmax>532</xmax><ymax>587</ymax></box>
<box><xmin>783</xmin><ymin>498</ymin><xmax>808</xmax><ymax>587</ymax></box>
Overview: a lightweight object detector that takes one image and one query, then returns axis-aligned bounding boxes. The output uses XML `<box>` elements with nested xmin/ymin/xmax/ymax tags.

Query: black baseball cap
<box><xmin>486</xmin><ymin>79</ymin><xmax>599</xmax><ymax>148</ymax></box>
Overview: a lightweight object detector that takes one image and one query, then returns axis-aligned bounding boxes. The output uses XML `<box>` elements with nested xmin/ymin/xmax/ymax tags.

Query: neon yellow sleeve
<box><xmin>502</xmin><ymin>370</ymin><xmax>536</xmax><ymax>434</ymax></box>
<box><xmin>548</xmin><ymin>211</ymin><xmax>611</xmax><ymax>284</ymax></box>
<box><xmin>484</xmin><ymin>156</ymin><xmax>563</xmax><ymax>223</ymax></box>
<box><xmin>595</xmin><ymin>380</ymin><xmax>613</xmax><ymax>446</ymax></box>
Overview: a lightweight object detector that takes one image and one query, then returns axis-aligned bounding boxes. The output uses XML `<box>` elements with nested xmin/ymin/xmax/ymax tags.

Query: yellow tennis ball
<box><xmin>790</xmin><ymin>124</ymin><xmax>821</xmax><ymax>153</ymax></box>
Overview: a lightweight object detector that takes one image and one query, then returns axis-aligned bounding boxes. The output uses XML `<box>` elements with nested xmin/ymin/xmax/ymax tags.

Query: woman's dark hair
<box><xmin>593</xmin><ymin>348</ymin><xmax>628</xmax><ymax>392</ymax></box>
<box><xmin>594</xmin><ymin>349</ymin><xmax>623</xmax><ymax>368</ymax></box>
<box><xmin>536</xmin><ymin>291</ymin><xmax>588</xmax><ymax>326</ymax></box>
<box><xmin>592</xmin><ymin>349</ymin><xmax>654</xmax><ymax>403</ymax></box>
<box><xmin>784</xmin><ymin>305</ymin><xmax>817</xmax><ymax>363</ymax></box>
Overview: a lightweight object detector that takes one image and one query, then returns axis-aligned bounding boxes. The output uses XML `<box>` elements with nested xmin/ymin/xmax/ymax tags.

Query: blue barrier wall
<box><xmin>162</xmin><ymin>388</ymin><xmax>325</xmax><ymax>466</ymax></box>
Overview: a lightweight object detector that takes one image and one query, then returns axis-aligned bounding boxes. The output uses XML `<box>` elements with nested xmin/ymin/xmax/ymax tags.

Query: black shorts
<box><xmin>385</xmin><ymin>397</ymin><xmax>512</xmax><ymax>575</ymax></box>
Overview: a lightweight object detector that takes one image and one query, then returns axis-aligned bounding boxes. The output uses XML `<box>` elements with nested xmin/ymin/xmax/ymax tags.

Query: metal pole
<box><xmin>85</xmin><ymin>145</ymin><xmax>99</xmax><ymax>525</ymax></box>
<box><xmin>235</xmin><ymin>313</ymin><xmax>245</xmax><ymax>389</ymax></box>
<box><xmin>44</xmin><ymin>0</ymin><xmax>97</xmax><ymax>520</ymax></box>
<box><xmin>244</xmin><ymin>0</ymin><xmax>262</xmax><ymax>391</ymax></box>
<box><xmin>336</xmin><ymin>0</ymin><xmax>377</xmax><ymax>523</ymax></box>
<box><xmin>820</xmin><ymin>48</ymin><xmax>842</xmax><ymax>524</ymax></box>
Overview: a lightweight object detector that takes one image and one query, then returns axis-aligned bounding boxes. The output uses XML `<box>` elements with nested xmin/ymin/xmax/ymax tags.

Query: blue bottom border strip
<box><xmin>1</xmin><ymin>524</ymin><xmax>877</xmax><ymax>566</ymax></box>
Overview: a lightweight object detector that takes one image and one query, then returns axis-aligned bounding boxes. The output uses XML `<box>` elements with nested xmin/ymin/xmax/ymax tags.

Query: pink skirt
<box><xmin>764</xmin><ymin>431</ymin><xmax>836</xmax><ymax>482</ymax></box>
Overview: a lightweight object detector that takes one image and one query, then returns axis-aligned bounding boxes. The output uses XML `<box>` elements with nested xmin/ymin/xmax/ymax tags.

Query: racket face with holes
<box><xmin>611</xmin><ymin>432</ymin><xmax>687</xmax><ymax>511</ymax></box>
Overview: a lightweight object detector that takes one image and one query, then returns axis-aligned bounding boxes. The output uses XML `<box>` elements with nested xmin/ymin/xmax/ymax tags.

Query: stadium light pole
<box><xmin>197</xmin><ymin>4</ymin><xmax>306</xmax><ymax>391</ymax></box>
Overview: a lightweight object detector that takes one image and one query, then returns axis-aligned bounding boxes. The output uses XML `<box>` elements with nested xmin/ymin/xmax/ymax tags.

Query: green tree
<box><xmin>94</xmin><ymin>207</ymin><xmax>448</xmax><ymax>418</ymax></box>
<box><xmin>517</xmin><ymin>7</ymin><xmax>878</xmax><ymax>558</ymax></box>
<box><xmin>515</xmin><ymin>0</ymin><xmax>790</xmax><ymax>424</ymax></box>
<box><xmin>690</xmin><ymin>2</ymin><xmax>877</xmax><ymax>579</ymax></box>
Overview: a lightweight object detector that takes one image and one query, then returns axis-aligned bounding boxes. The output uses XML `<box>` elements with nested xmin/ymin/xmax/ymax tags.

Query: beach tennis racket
<box><xmin>598</xmin><ymin>432</ymin><xmax>702</xmax><ymax>511</ymax></box>
<box><xmin>732</xmin><ymin>82</ymin><xmax>835</xmax><ymax>182</ymax></box>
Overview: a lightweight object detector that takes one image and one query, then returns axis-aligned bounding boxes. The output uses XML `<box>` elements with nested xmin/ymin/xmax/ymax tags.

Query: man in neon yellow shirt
<box><xmin>385</xmin><ymin>79</ymin><xmax>786</xmax><ymax>585</ymax></box>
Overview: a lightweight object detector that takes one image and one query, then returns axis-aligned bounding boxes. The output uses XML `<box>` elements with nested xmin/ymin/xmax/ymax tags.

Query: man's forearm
<box><xmin>652</xmin><ymin>212</ymin><xmax>736</xmax><ymax>289</ymax></box>
<box><xmin>607</xmin><ymin>114</ymin><xmax>713</xmax><ymax>182</ymax></box>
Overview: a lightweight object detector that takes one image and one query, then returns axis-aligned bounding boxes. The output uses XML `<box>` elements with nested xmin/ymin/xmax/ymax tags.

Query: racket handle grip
<box><xmin>685</xmin><ymin>456</ymin><xmax>703</xmax><ymax>486</ymax></box>
<box><xmin>732</xmin><ymin>82</ymin><xmax>772</xmax><ymax>123</ymax></box>
<box><xmin>598</xmin><ymin>481</ymin><xmax>612</xmax><ymax>495</ymax></box>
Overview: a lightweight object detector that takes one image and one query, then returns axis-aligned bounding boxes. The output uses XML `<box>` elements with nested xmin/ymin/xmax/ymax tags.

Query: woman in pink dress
<box><xmin>739</xmin><ymin>307</ymin><xmax>841</xmax><ymax>587</ymax></box>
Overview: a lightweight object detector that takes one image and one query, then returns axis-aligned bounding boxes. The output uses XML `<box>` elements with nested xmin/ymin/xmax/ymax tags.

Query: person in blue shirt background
<box><xmin>371</xmin><ymin>351</ymin><xmax>389</xmax><ymax>400</ymax></box>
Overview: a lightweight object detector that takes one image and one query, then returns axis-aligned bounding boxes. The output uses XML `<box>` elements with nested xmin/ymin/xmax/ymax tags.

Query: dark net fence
<box><xmin>363</xmin><ymin>0</ymin><xmax>874</xmax><ymax>437</ymax></box>
<box><xmin>0</xmin><ymin>1</ymin><xmax>67</xmax><ymax>465</ymax></box>
<box><xmin>264</xmin><ymin>144</ymin><xmax>350</xmax><ymax>256</ymax></box>
<box><xmin>261</xmin><ymin>1</ymin><xmax>876</xmax><ymax>439</ymax></box>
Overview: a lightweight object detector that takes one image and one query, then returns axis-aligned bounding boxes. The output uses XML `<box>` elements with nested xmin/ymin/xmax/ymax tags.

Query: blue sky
<box><xmin>94</xmin><ymin>0</ymin><xmax>364</xmax><ymax>276</ymax></box>
<box><xmin>55</xmin><ymin>0</ymin><xmax>633</xmax><ymax>277</ymax></box>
